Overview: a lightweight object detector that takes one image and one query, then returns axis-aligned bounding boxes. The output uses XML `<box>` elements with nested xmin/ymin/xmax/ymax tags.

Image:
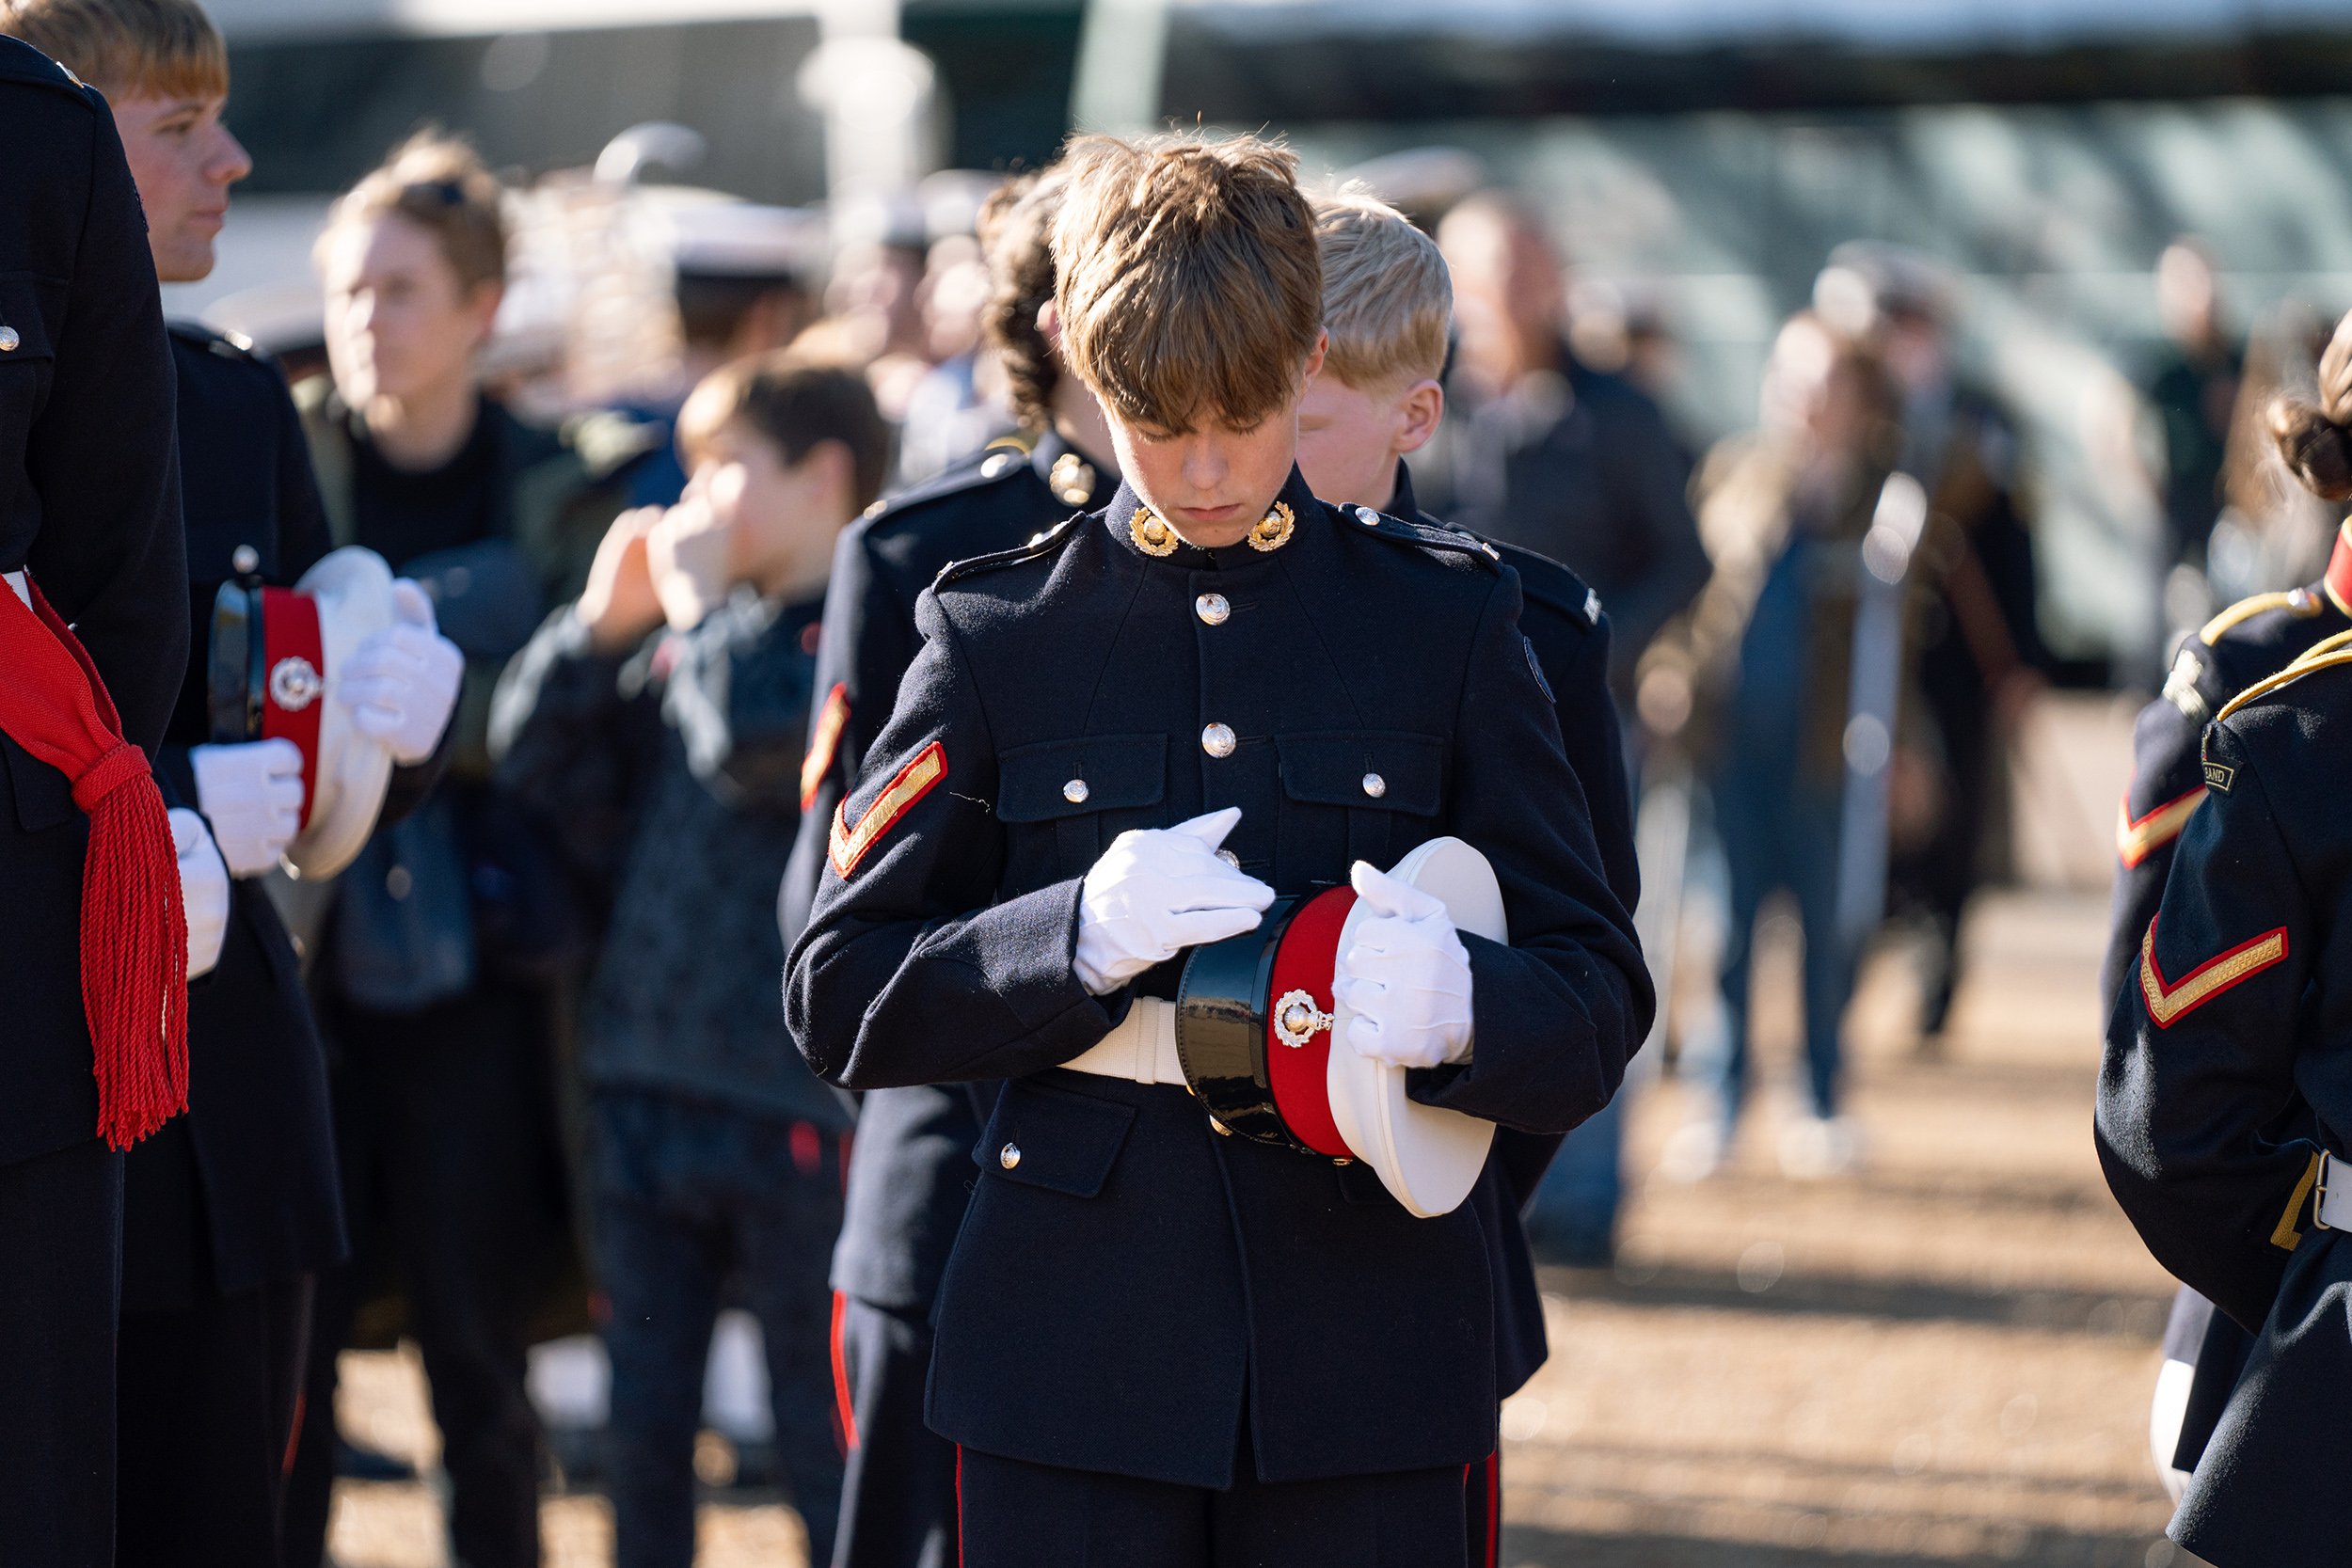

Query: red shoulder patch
<box><xmin>802</xmin><ymin>683</ymin><xmax>850</xmax><ymax>811</ymax></box>
<box><xmin>828</xmin><ymin>741</ymin><xmax>946</xmax><ymax>879</ymax></box>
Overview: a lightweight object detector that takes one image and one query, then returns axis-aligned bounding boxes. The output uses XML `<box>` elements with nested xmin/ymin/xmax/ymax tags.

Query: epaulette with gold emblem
<box><xmin>934</xmin><ymin>513</ymin><xmax>1084</xmax><ymax>589</ymax></box>
<box><xmin>1342</xmin><ymin>504</ymin><xmax>1503</xmax><ymax>575</ymax></box>
<box><xmin>2214</xmin><ymin>630</ymin><xmax>2352</xmax><ymax>725</ymax></box>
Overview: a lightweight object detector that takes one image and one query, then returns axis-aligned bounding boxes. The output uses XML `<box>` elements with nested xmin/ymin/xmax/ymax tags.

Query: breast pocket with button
<box><xmin>1275</xmin><ymin>730</ymin><xmax>1447</xmax><ymax>881</ymax></box>
<box><xmin>0</xmin><ymin>273</ymin><xmax>62</xmax><ymax>532</ymax></box>
<box><xmin>997</xmin><ymin>733</ymin><xmax>1167</xmax><ymax>879</ymax></box>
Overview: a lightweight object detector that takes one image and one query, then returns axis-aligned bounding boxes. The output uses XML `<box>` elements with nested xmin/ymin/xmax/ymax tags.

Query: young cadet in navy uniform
<box><xmin>2097</xmin><ymin>313</ymin><xmax>2352</xmax><ymax>1496</ymax></box>
<box><xmin>0</xmin><ymin>27</ymin><xmax>188</xmax><ymax>1568</ymax></box>
<box><xmin>2096</xmin><ymin>608</ymin><xmax>2352</xmax><ymax>1565</ymax></box>
<box><xmin>788</xmin><ymin>133</ymin><xmax>1650</xmax><ymax>1568</ymax></box>
<box><xmin>1294</xmin><ymin>188</ymin><xmax>1639</xmax><ymax>1568</ymax></box>
<box><xmin>780</xmin><ymin>161</ymin><xmax>1119</xmax><ymax>1568</ymax></box>
<box><xmin>0</xmin><ymin>5</ymin><xmax>465</xmax><ymax>1560</ymax></box>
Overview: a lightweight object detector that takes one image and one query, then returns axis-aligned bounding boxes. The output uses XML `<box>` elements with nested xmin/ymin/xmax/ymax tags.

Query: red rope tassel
<box><xmin>0</xmin><ymin>576</ymin><xmax>189</xmax><ymax>1149</ymax></box>
<box><xmin>72</xmin><ymin>744</ymin><xmax>188</xmax><ymax>1149</ymax></box>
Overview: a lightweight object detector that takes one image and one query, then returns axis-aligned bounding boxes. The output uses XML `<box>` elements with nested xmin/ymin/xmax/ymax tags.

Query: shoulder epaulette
<box><xmin>863</xmin><ymin>442</ymin><xmax>1036</xmax><ymax>531</ymax></box>
<box><xmin>934</xmin><ymin>512</ymin><xmax>1084</xmax><ymax>588</ymax></box>
<box><xmin>1342</xmin><ymin>504</ymin><xmax>1503</xmax><ymax>575</ymax></box>
<box><xmin>2216</xmin><ymin>632</ymin><xmax>2352</xmax><ymax>723</ymax></box>
<box><xmin>0</xmin><ymin>40</ymin><xmax>96</xmax><ymax>103</ymax></box>
<box><xmin>2201</xmin><ymin>588</ymin><xmax>2324</xmax><ymax>646</ymax></box>
<box><xmin>166</xmin><ymin>319</ymin><xmax>261</xmax><ymax>360</ymax></box>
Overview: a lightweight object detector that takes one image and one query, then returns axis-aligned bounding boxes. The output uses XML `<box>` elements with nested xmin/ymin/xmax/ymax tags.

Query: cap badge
<box><xmin>1129</xmin><ymin>507</ymin><xmax>1178</xmax><ymax>557</ymax></box>
<box><xmin>1273</xmin><ymin>988</ymin><xmax>1334</xmax><ymax>1050</ymax></box>
<box><xmin>1247</xmin><ymin>501</ymin><xmax>1295</xmax><ymax>553</ymax></box>
<box><xmin>268</xmin><ymin>655</ymin><xmax>323</xmax><ymax>713</ymax></box>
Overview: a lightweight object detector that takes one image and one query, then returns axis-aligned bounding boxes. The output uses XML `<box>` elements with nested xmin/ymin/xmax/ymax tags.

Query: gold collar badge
<box><xmin>1247</xmin><ymin>501</ymin><xmax>1295</xmax><ymax>553</ymax></box>
<box><xmin>1130</xmin><ymin>507</ymin><xmax>1178</xmax><ymax>556</ymax></box>
<box><xmin>1050</xmin><ymin>451</ymin><xmax>1096</xmax><ymax>507</ymax></box>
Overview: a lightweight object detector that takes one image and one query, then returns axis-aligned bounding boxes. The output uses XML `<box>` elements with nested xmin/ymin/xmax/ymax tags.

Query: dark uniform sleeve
<box><xmin>2101</xmin><ymin>691</ymin><xmax>2210</xmax><ymax>1007</ymax></box>
<box><xmin>24</xmin><ymin>92</ymin><xmax>185</xmax><ymax>753</ymax></box>
<box><xmin>1406</xmin><ymin>575</ymin><xmax>1654</xmax><ymax>1135</ymax></box>
<box><xmin>781</xmin><ymin>521</ymin><xmax>919</xmax><ymax>944</ymax></box>
<box><xmin>1545</xmin><ymin>610</ymin><xmax>1636</xmax><ymax>909</ymax></box>
<box><xmin>787</xmin><ymin>591</ymin><xmax>1120</xmax><ymax>1088</ymax></box>
<box><xmin>2096</xmin><ymin>720</ymin><xmax>2322</xmax><ymax>1332</ymax></box>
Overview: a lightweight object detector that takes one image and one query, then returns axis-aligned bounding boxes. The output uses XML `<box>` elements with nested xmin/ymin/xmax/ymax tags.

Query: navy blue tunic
<box><xmin>787</xmin><ymin>467</ymin><xmax>1650</xmax><ymax>1487</ymax></box>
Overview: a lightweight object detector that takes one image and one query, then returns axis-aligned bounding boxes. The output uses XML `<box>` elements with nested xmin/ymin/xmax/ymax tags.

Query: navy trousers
<box><xmin>0</xmin><ymin>1136</ymin><xmax>122</xmax><ymax>1568</ymax></box>
<box><xmin>594</xmin><ymin>1091</ymin><xmax>847</xmax><ymax>1568</ymax></box>
<box><xmin>832</xmin><ymin>1294</ymin><xmax>958</xmax><ymax>1568</ymax></box>
<box><xmin>955</xmin><ymin>1441</ymin><xmax>1469</xmax><ymax>1568</ymax></box>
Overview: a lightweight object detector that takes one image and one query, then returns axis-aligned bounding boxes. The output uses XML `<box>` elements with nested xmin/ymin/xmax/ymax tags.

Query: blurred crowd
<box><xmin>51</xmin><ymin>24</ymin><xmax>2344</xmax><ymax>1565</ymax></box>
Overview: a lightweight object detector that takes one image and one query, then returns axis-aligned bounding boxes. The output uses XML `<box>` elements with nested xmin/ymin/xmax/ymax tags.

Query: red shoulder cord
<box><xmin>0</xmin><ymin>574</ymin><xmax>188</xmax><ymax>1149</ymax></box>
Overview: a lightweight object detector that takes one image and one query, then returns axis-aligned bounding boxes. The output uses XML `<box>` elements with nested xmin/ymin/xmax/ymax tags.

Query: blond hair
<box><xmin>1313</xmin><ymin>187</ymin><xmax>1451</xmax><ymax>391</ymax></box>
<box><xmin>0</xmin><ymin>0</ymin><xmax>224</xmax><ymax>100</ymax></box>
<box><xmin>318</xmin><ymin>131</ymin><xmax>508</xmax><ymax>293</ymax></box>
<box><xmin>1050</xmin><ymin>132</ymin><xmax>1321</xmax><ymax>435</ymax></box>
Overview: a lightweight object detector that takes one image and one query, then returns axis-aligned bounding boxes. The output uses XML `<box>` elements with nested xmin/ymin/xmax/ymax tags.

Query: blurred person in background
<box><xmin>821</xmin><ymin>222</ymin><xmax>931</xmax><ymax>425</ymax></box>
<box><xmin>0</xmin><ymin>5</ymin><xmax>461</xmax><ymax>1563</ymax></box>
<box><xmin>1428</xmin><ymin>190</ymin><xmax>1708</xmax><ymax>697</ymax></box>
<box><xmin>283</xmin><ymin>133</ymin><xmax>633</xmax><ymax>1568</ymax></box>
<box><xmin>782</xmin><ymin>160</ymin><xmax>1116</xmax><ymax>1568</ymax></box>
<box><xmin>0</xmin><ymin>24</ymin><xmax>186</xmax><ymax>1568</ymax></box>
<box><xmin>610</xmin><ymin>201</ymin><xmax>820</xmax><ymax>512</ymax></box>
<box><xmin>1428</xmin><ymin>189</ymin><xmax>1697</xmax><ymax>1258</ymax></box>
<box><xmin>2145</xmin><ymin>238</ymin><xmax>2244</xmax><ymax>583</ymax></box>
<box><xmin>894</xmin><ymin>230</ymin><xmax>1009</xmax><ymax>486</ymax></box>
<box><xmin>1660</xmin><ymin>311</ymin><xmax>1902</xmax><ymax>1180</ymax></box>
<box><xmin>1818</xmin><ymin>244</ymin><xmax>2048</xmax><ymax>1048</ymax></box>
<box><xmin>493</xmin><ymin>354</ymin><xmax>887</xmax><ymax>1568</ymax></box>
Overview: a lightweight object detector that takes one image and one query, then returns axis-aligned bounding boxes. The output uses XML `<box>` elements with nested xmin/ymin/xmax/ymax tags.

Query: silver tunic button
<box><xmin>1216</xmin><ymin>849</ymin><xmax>1240</xmax><ymax>869</ymax></box>
<box><xmin>999</xmin><ymin>1143</ymin><xmax>1021</xmax><ymax>1170</ymax></box>
<box><xmin>1353</xmin><ymin>505</ymin><xmax>1380</xmax><ymax>527</ymax></box>
<box><xmin>0</xmin><ymin>325</ymin><xmax>17</xmax><ymax>353</ymax></box>
<box><xmin>230</xmin><ymin>545</ymin><xmax>260</xmax><ymax>575</ymax></box>
<box><xmin>1201</xmin><ymin>722</ymin><xmax>1236</xmax><ymax>758</ymax></box>
<box><xmin>1195</xmin><ymin>593</ymin><xmax>1230</xmax><ymax>626</ymax></box>
<box><xmin>1063</xmin><ymin>778</ymin><xmax>1090</xmax><ymax>804</ymax></box>
<box><xmin>1361</xmin><ymin>772</ymin><xmax>1387</xmax><ymax>799</ymax></box>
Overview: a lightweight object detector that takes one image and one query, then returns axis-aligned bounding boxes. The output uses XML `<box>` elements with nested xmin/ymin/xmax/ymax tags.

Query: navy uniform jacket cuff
<box><xmin>1405</xmin><ymin>932</ymin><xmax>1614</xmax><ymax>1136</ymax></box>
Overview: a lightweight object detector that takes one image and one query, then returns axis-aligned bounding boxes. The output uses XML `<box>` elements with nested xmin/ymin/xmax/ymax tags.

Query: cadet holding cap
<box><xmin>787</xmin><ymin>132</ymin><xmax>1650</xmax><ymax>1567</ymax></box>
<box><xmin>0</xmin><ymin>3</ymin><xmax>468</xmax><ymax>1560</ymax></box>
<box><xmin>0</xmin><ymin>22</ymin><xmax>188</xmax><ymax>1567</ymax></box>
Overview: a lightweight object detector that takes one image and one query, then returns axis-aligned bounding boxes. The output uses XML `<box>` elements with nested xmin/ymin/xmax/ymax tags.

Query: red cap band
<box><xmin>259</xmin><ymin>586</ymin><xmax>325</xmax><ymax>829</ymax></box>
<box><xmin>1264</xmin><ymin>885</ymin><xmax>1357</xmax><ymax>1160</ymax></box>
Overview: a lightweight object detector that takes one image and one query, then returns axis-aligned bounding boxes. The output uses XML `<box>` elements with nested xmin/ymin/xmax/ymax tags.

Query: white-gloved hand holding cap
<box><xmin>1073</xmin><ymin>806</ymin><xmax>1276</xmax><ymax>996</ymax></box>
<box><xmin>1332</xmin><ymin>859</ymin><xmax>1474</xmax><ymax>1069</ymax></box>
<box><xmin>338</xmin><ymin>578</ymin><xmax>464</xmax><ymax>767</ymax></box>
<box><xmin>189</xmin><ymin>737</ymin><xmax>305</xmax><ymax>878</ymax></box>
<box><xmin>171</xmin><ymin>806</ymin><xmax>230</xmax><ymax>980</ymax></box>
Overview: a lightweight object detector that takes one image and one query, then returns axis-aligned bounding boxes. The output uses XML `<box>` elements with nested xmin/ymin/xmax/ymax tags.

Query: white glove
<box><xmin>190</xmin><ymin>737</ymin><xmax>305</xmax><ymax>877</ymax></box>
<box><xmin>1332</xmin><ymin>860</ymin><xmax>1475</xmax><ymax>1069</ymax></box>
<box><xmin>339</xmin><ymin>578</ymin><xmax>464</xmax><ymax>765</ymax></box>
<box><xmin>1073</xmin><ymin>807</ymin><xmax>1276</xmax><ymax>996</ymax></box>
<box><xmin>171</xmin><ymin>807</ymin><xmax>230</xmax><ymax>980</ymax></box>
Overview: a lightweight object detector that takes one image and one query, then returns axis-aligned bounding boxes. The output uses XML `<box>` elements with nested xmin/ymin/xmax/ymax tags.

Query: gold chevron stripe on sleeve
<box><xmin>802</xmin><ymin>683</ymin><xmax>851</xmax><ymax>811</ymax></box>
<box><xmin>2139</xmin><ymin>922</ymin><xmax>2291</xmax><ymax>1028</ymax></box>
<box><xmin>828</xmin><ymin>741</ymin><xmax>946</xmax><ymax>878</ymax></box>
<box><xmin>2116</xmin><ymin>787</ymin><xmax>2205</xmax><ymax>869</ymax></box>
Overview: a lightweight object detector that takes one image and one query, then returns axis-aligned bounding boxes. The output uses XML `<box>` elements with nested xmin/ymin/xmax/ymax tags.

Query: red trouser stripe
<box><xmin>829</xmin><ymin>1291</ymin><xmax>859</xmax><ymax>1453</ymax></box>
<box><xmin>955</xmin><ymin>1446</ymin><xmax>965</xmax><ymax>1568</ymax></box>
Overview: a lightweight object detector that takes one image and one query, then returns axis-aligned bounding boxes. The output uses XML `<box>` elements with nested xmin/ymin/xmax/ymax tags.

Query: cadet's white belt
<box><xmin>2319</xmin><ymin>1152</ymin><xmax>2352</xmax><ymax>1231</ymax></box>
<box><xmin>1061</xmin><ymin>997</ymin><xmax>1186</xmax><ymax>1086</ymax></box>
<box><xmin>3</xmin><ymin>570</ymin><xmax>24</xmax><ymax>608</ymax></box>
